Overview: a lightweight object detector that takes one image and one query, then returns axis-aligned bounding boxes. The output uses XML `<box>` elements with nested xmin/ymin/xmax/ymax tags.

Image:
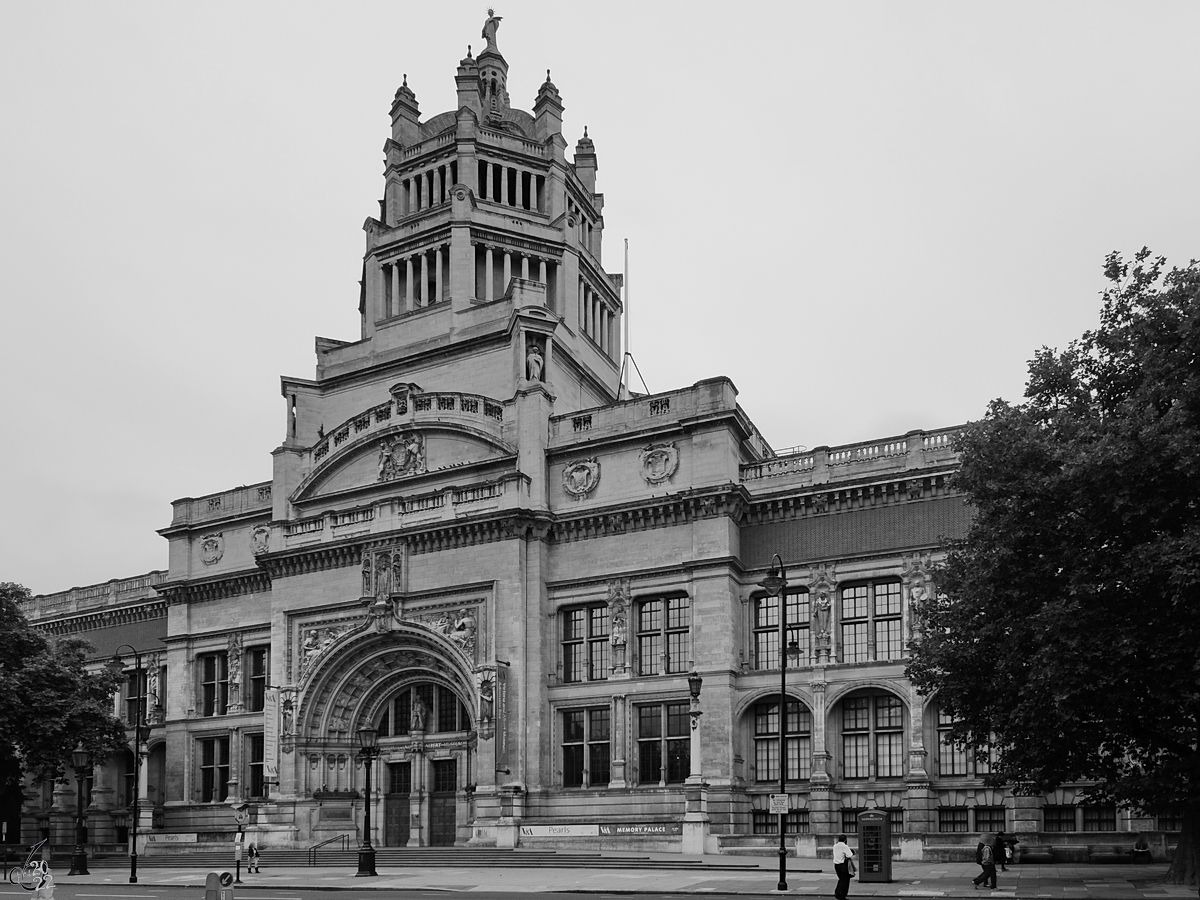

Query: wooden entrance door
<box><xmin>384</xmin><ymin>761</ymin><xmax>411</xmax><ymax>847</ymax></box>
<box><xmin>430</xmin><ymin>759</ymin><xmax>457</xmax><ymax>846</ymax></box>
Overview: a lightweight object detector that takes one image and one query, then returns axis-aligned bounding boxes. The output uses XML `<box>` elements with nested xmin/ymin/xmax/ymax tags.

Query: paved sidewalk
<box><xmin>47</xmin><ymin>857</ymin><xmax>1196</xmax><ymax>898</ymax></box>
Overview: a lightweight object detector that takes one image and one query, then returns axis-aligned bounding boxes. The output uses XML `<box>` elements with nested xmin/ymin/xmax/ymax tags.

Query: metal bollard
<box><xmin>204</xmin><ymin>871</ymin><xmax>235</xmax><ymax>900</ymax></box>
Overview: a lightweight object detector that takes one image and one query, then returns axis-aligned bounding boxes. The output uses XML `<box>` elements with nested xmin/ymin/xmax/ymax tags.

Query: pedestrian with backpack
<box><xmin>972</xmin><ymin>834</ymin><xmax>997</xmax><ymax>890</ymax></box>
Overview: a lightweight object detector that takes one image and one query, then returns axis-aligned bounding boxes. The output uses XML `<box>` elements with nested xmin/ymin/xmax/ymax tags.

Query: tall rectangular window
<box><xmin>842</xmin><ymin>693</ymin><xmax>904</xmax><ymax>779</ymax></box>
<box><xmin>840</xmin><ymin>581</ymin><xmax>903</xmax><ymax>662</ymax></box>
<box><xmin>637</xmin><ymin>702</ymin><xmax>690</xmax><ymax>784</ymax></box>
<box><xmin>199</xmin><ymin>736</ymin><xmax>230</xmax><ymax>802</ymax></box>
<box><xmin>125</xmin><ymin>670</ymin><xmax>148</xmax><ymax>726</ymax></box>
<box><xmin>754</xmin><ymin>590</ymin><xmax>810</xmax><ymax>669</ymax></box>
<box><xmin>563</xmin><ymin>707</ymin><xmax>611</xmax><ymax>788</ymax></box>
<box><xmin>246</xmin><ymin>733</ymin><xmax>265</xmax><ymax>799</ymax></box>
<box><xmin>937</xmin><ymin>708</ymin><xmax>968</xmax><ymax>776</ymax></box>
<box><xmin>753</xmin><ymin>699</ymin><xmax>812</xmax><ymax>782</ymax></box>
<box><xmin>637</xmin><ymin>596</ymin><xmax>690</xmax><ymax>676</ymax></box>
<box><xmin>200</xmin><ymin>652</ymin><xmax>229</xmax><ymax>717</ymax></box>
<box><xmin>562</xmin><ymin>604</ymin><xmax>609</xmax><ymax>682</ymax></box>
<box><xmin>246</xmin><ymin>647</ymin><xmax>268</xmax><ymax>712</ymax></box>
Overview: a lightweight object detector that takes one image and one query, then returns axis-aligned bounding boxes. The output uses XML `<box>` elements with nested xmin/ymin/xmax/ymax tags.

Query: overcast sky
<box><xmin>2</xmin><ymin>1</ymin><xmax>1198</xmax><ymax>596</ymax></box>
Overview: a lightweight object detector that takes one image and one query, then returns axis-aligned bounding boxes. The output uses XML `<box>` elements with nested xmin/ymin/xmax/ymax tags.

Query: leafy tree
<box><xmin>907</xmin><ymin>250</ymin><xmax>1200</xmax><ymax>887</ymax></box>
<box><xmin>0</xmin><ymin>583</ymin><xmax>126</xmax><ymax>793</ymax></box>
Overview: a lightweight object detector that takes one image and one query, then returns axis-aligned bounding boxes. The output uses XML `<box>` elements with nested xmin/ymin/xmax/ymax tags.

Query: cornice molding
<box><xmin>743</xmin><ymin>472</ymin><xmax>962</xmax><ymax>525</ymax></box>
<box><xmin>157</xmin><ymin>570</ymin><xmax>272</xmax><ymax>606</ymax></box>
<box><xmin>32</xmin><ymin>599</ymin><xmax>168</xmax><ymax>636</ymax></box>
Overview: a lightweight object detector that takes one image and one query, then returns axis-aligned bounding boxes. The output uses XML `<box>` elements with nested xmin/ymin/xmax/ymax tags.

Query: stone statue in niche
<box><xmin>374</xmin><ymin>551</ymin><xmax>393</xmax><ymax>599</ymax></box>
<box><xmin>361</xmin><ymin>553</ymin><xmax>373</xmax><ymax>596</ymax></box>
<box><xmin>812</xmin><ymin>592</ymin><xmax>832</xmax><ymax>636</ymax></box>
<box><xmin>227</xmin><ymin>633</ymin><xmax>243</xmax><ymax>682</ymax></box>
<box><xmin>526</xmin><ymin>343</ymin><xmax>544</xmax><ymax>382</ymax></box>
<box><xmin>145</xmin><ymin>656</ymin><xmax>160</xmax><ymax>711</ymax></box>
<box><xmin>410</xmin><ymin>694</ymin><xmax>427</xmax><ymax>731</ymax></box>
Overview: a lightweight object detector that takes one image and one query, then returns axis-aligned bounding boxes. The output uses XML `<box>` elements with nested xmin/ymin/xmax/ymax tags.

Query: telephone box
<box><xmin>856</xmin><ymin>809</ymin><xmax>892</xmax><ymax>883</ymax></box>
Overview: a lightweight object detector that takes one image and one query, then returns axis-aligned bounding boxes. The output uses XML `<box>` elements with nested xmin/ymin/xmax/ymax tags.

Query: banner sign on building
<box><xmin>599</xmin><ymin>823</ymin><xmax>683</xmax><ymax>836</ymax></box>
<box><xmin>496</xmin><ymin>664</ymin><xmax>510</xmax><ymax>773</ymax></box>
<box><xmin>520</xmin><ymin>824</ymin><xmax>599</xmax><ymax>837</ymax></box>
<box><xmin>145</xmin><ymin>833</ymin><xmax>198</xmax><ymax>843</ymax></box>
<box><xmin>263</xmin><ymin>687</ymin><xmax>280</xmax><ymax>780</ymax></box>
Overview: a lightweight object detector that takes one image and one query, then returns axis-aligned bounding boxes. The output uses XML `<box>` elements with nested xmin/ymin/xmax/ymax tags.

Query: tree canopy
<box><xmin>0</xmin><ymin>583</ymin><xmax>126</xmax><ymax>789</ymax></box>
<box><xmin>906</xmin><ymin>249</ymin><xmax>1200</xmax><ymax>885</ymax></box>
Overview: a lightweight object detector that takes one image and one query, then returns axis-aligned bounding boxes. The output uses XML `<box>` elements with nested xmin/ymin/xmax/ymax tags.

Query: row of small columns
<box><xmin>477</xmin><ymin>245</ymin><xmax>553</xmax><ymax>304</ymax></box>
<box><xmin>382</xmin><ymin>245</ymin><xmax>447</xmax><ymax>318</ymax></box>
<box><xmin>478</xmin><ymin>160</ymin><xmax>545</xmax><ymax>213</ymax></box>
<box><xmin>579</xmin><ymin>279</ymin><xmax>616</xmax><ymax>358</ymax></box>
<box><xmin>398</xmin><ymin>162</ymin><xmax>458</xmax><ymax>217</ymax></box>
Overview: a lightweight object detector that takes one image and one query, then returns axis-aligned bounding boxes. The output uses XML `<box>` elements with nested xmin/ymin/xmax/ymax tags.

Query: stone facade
<box><xmin>17</xmin><ymin>14</ymin><xmax>1171</xmax><ymax>861</ymax></box>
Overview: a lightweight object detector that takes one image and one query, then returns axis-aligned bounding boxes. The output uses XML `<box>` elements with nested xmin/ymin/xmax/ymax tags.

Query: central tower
<box><xmin>312</xmin><ymin>12</ymin><xmax>622</xmax><ymax>413</ymax></box>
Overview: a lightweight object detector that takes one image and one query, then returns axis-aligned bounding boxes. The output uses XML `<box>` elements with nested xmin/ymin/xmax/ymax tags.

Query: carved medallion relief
<box><xmin>200</xmin><ymin>533</ymin><xmax>224</xmax><ymax>565</ymax></box>
<box><xmin>640</xmin><ymin>442</ymin><xmax>679</xmax><ymax>485</ymax></box>
<box><xmin>563</xmin><ymin>458</ymin><xmax>600</xmax><ymax>497</ymax></box>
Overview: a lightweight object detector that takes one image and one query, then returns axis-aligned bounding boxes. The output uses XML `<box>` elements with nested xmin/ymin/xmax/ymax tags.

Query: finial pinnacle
<box><xmin>547</xmin><ymin>69</ymin><xmax>551</xmax><ymax>81</ymax></box>
<box><xmin>584</xmin><ymin>126</ymin><xmax>589</xmax><ymax>138</ymax></box>
<box><xmin>402</xmin><ymin>74</ymin><xmax>407</xmax><ymax>87</ymax></box>
<box><xmin>468</xmin><ymin>44</ymin><xmax>472</xmax><ymax>58</ymax></box>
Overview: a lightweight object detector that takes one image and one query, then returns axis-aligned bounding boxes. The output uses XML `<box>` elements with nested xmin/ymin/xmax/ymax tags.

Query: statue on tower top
<box><xmin>482</xmin><ymin>8</ymin><xmax>502</xmax><ymax>53</ymax></box>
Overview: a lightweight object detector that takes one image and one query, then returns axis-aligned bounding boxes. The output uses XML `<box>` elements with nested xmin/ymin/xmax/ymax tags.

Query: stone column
<box><xmin>516</xmin><ymin>169</ymin><xmax>524</xmax><ymax>209</ymax></box>
<box><xmin>502</xmin><ymin>252</ymin><xmax>511</xmax><ymax>297</ymax></box>
<box><xmin>434</xmin><ymin>167</ymin><xmax>442</xmax><ymax>205</ymax></box>
<box><xmin>577</xmin><ymin>279</ymin><xmax>584</xmax><ymax>329</ymax></box>
<box><xmin>137</xmin><ymin>742</ymin><xmax>152</xmax><ymax>831</ymax></box>
<box><xmin>482</xmin><ymin>162</ymin><xmax>491</xmax><ymax>200</ymax></box>
<box><xmin>419</xmin><ymin>252</ymin><xmax>429</xmax><ymax>307</ymax></box>
<box><xmin>520</xmin><ymin>254</ymin><xmax>530</xmax><ymax>281</ymax></box>
<box><xmin>502</xmin><ymin>167</ymin><xmax>511</xmax><ymax>206</ymax></box>
<box><xmin>485</xmin><ymin>248</ymin><xmax>495</xmax><ymax>303</ymax></box>
<box><xmin>390</xmin><ymin>264</ymin><xmax>401</xmax><ymax>318</ymax></box>
<box><xmin>416</xmin><ymin>173</ymin><xmax>424</xmax><ymax>211</ymax></box>
<box><xmin>609</xmin><ymin>694</ymin><xmax>628</xmax><ymax>788</ymax></box>
<box><xmin>808</xmin><ymin>675</ymin><xmax>835</xmax><ymax>836</ymax></box>
<box><xmin>405</xmin><ymin>257</ymin><xmax>415</xmax><ymax>312</ymax></box>
<box><xmin>538</xmin><ymin>259</ymin><xmax>547</xmax><ymax>285</ymax></box>
<box><xmin>434</xmin><ymin>247</ymin><xmax>444</xmax><ymax>304</ymax></box>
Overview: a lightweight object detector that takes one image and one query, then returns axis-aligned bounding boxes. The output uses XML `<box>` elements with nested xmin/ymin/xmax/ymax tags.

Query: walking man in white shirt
<box><xmin>832</xmin><ymin>834</ymin><xmax>855</xmax><ymax>900</ymax></box>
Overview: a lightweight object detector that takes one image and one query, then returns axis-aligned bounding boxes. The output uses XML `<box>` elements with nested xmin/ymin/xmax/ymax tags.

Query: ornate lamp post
<box><xmin>356</xmin><ymin>726</ymin><xmax>380</xmax><ymax>877</ymax></box>
<box><xmin>686</xmin><ymin>670</ymin><xmax>704</xmax><ymax>777</ymax></box>
<box><xmin>67</xmin><ymin>745</ymin><xmax>91</xmax><ymax>876</ymax></box>
<box><xmin>108</xmin><ymin>645</ymin><xmax>146</xmax><ymax>883</ymax></box>
<box><xmin>759</xmin><ymin>554</ymin><xmax>801</xmax><ymax>892</ymax></box>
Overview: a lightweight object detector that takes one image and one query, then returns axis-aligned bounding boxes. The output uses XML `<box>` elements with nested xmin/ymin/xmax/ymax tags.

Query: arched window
<box><xmin>839</xmin><ymin>691</ymin><xmax>905</xmax><ymax>779</ymax></box>
<box><xmin>376</xmin><ymin>683</ymin><xmax>470</xmax><ymax>737</ymax></box>
<box><xmin>752</xmin><ymin>696</ymin><xmax>812</xmax><ymax>782</ymax></box>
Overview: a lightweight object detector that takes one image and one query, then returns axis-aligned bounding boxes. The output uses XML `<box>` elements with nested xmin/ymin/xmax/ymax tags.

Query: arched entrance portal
<box><xmin>293</xmin><ymin>622</ymin><xmax>477</xmax><ymax>847</ymax></box>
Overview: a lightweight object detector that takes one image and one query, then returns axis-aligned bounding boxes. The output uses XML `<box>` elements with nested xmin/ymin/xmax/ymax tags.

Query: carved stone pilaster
<box><xmin>606</xmin><ymin>578</ymin><xmax>630</xmax><ymax>677</ymax></box>
<box><xmin>902</xmin><ymin>553</ymin><xmax>935</xmax><ymax>648</ymax></box>
<box><xmin>227</xmin><ymin>633</ymin><xmax>244</xmax><ymax>713</ymax></box>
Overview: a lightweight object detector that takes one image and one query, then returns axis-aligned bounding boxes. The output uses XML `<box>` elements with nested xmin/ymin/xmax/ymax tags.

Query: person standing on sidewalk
<box><xmin>832</xmin><ymin>834</ymin><xmax>855</xmax><ymax>900</ymax></box>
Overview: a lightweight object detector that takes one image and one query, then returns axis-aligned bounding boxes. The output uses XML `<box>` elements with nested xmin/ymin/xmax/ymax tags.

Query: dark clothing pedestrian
<box><xmin>995</xmin><ymin>832</ymin><xmax>1011</xmax><ymax>871</ymax></box>
<box><xmin>832</xmin><ymin>835</ymin><xmax>855</xmax><ymax>900</ymax></box>
<box><xmin>973</xmin><ymin>838</ymin><xmax>997</xmax><ymax>889</ymax></box>
<box><xmin>247</xmin><ymin>844</ymin><xmax>260</xmax><ymax>874</ymax></box>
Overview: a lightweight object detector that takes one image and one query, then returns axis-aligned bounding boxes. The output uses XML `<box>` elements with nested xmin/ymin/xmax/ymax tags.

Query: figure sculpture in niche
<box><xmin>410</xmin><ymin>695</ymin><xmax>427</xmax><ymax>731</ymax></box>
<box><xmin>361</xmin><ymin>555</ymin><xmax>373</xmax><ymax>596</ymax></box>
<box><xmin>812</xmin><ymin>593</ymin><xmax>832</xmax><ymax>636</ymax></box>
<box><xmin>526</xmin><ymin>344</ymin><xmax>543</xmax><ymax>382</ymax></box>
<box><xmin>227</xmin><ymin>634</ymin><xmax>242</xmax><ymax>682</ymax></box>
<box><xmin>482</xmin><ymin>8</ymin><xmax>502</xmax><ymax>52</ymax></box>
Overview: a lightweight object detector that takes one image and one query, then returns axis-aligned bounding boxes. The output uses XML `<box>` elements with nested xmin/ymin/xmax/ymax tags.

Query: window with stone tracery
<box><xmin>839</xmin><ymin>580</ymin><xmax>902</xmax><ymax>663</ymax></box>
<box><xmin>375</xmin><ymin>683</ymin><xmax>469</xmax><ymax>736</ymax></box>
<box><xmin>753</xmin><ymin>590</ymin><xmax>810</xmax><ymax>669</ymax></box>
<box><xmin>561</xmin><ymin>603</ymin><xmax>609</xmax><ymax>683</ymax></box>
<box><xmin>198</xmin><ymin>652</ymin><xmax>229</xmax><ymax>717</ymax></box>
<box><xmin>636</xmin><ymin>595</ymin><xmax>690</xmax><ymax>676</ymax></box>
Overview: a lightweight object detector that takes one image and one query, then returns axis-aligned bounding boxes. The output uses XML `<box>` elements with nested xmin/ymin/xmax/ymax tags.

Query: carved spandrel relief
<box><xmin>640</xmin><ymin>442</ymin><xmax>679</xmax><ymax>485</ymax></box>
<box><xmin>407</xmin><ymin>606</ymin><xmax>479</xmax><ymax>661</ymax></box>
<box><xmin>378</xmin><ymin>432</ymin><xmax>426</xmax><ymax>481</ymax></box>
<box><xmin>200</xmin><ymin>533</ymin><xmax>224</xmax><ymax>565</ymax></box>
<box><xmin>563</xmin><ymin>458</ymin><xmax>600</xmax><ymax>498</ymax></box>
<box><xmin>297</xmin><ymin>623</ymin><xmax>358</xmax><ymax>681</ymax></box>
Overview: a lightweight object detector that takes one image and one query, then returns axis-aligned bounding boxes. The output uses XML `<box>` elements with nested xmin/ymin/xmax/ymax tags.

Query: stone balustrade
<box><xmin>168</xmin><ymin>483</ymin><xmax>273</xmax><ymax>527</ymax></box>
<box><xmin>25</xmin><ymin>570</ymin><xmax>168</xmax><ymax>621</ymax></box>
<box><xmin>740</xmin><ymin>427</ymin><xmax>962</xmax><ymax>485</ymax></box>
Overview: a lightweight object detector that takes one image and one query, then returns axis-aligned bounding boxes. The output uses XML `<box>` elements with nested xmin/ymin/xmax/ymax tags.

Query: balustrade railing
<box><xmin>740</xmin><ymin>428</ymin><xmax>961</xmax><ymax>483</ymax></box>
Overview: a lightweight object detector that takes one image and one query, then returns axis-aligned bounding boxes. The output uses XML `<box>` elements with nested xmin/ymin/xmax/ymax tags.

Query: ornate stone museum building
<box><xmin>17</xmin><ymin>14</ymin><xmax>1160</xmax><ymax>860</ymax></box>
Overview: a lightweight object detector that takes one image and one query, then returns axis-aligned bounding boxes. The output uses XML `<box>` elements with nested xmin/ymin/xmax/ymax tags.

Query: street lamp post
<box><xmin>108</xmin><ymin>645</ymin><xmax>145</xmax><ymax>884</ymax></box>
<box><xmin>759</xmin><ymin>554</ymin><xmax>800</xmax><ymax>893</ymax></box>
<box><xmin>67</xmin><ymin>745</ymin><xmax>91</xmax><ymax>876</ymax></box>
<box><xmin>356</xmin><ymin>727</ymin><xmax>380</xmax><ymax>877</ymax></box>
